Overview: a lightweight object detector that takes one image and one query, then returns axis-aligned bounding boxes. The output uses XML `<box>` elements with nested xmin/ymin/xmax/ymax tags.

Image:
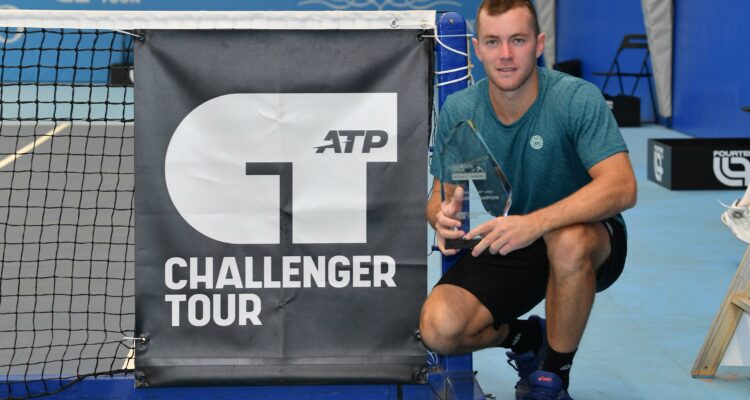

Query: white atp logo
<box><xmin>164</xmin><ymin>93</ymin><xmax>397</xmax><ymax>245</ymax></box>
<box><xmin>653</xmin><ymin>144</ymin><xmax>664</xmax><ymax>182</ymax></box>
<box><xmin>713</xmin><ymin>150</ymin><xmax>750</xmax><ymax>188</ymax></box>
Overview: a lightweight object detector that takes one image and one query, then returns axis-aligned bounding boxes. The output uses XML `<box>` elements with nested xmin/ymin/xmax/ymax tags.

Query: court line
<box><xmin>122</xmin><ymin>346</ymin><xmax>135</xmax><ymax>370</ymax></box>
<box><xmin>0</xmin><ymin>122</ymin><xmax>71</xmax><ymax>169</ymax></box>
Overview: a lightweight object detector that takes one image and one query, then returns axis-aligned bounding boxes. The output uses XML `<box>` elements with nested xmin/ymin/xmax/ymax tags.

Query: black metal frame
<box><xmin>594</xmin><ymin>33</ymin><xmax>658</xmax><ymax>122</ymax></box>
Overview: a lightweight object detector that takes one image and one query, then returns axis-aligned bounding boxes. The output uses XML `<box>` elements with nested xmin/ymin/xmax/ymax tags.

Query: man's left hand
<box><xmin>464</xmin><ymin>214</ymin><xmax>543</xmax><ymax>257</ymax></box>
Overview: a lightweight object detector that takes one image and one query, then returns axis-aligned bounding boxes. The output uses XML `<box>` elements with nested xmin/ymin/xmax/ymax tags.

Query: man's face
<box><xmin>473</xmin><ymin>7</ymin><xmax>545</xmax><ymax>93</ymax></box>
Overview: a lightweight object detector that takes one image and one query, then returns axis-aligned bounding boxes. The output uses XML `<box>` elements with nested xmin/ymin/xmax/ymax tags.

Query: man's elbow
<box><xmin>621</xmin><ymin>176</ymin><xmax>638</xmax><ymax>210</ymax></box>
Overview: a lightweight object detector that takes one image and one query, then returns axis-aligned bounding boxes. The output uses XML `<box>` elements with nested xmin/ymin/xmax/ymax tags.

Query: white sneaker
<box><xmin>721</xmin><ymin>199</ymin><xmax>750</xmax><ymax>244</ymax></box>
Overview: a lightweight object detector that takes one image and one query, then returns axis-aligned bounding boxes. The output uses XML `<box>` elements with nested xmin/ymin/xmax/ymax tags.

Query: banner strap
<box><xmin>114</xmin><ymin>30</ymin><xmax>144</xmax><ymax>40</ymax></box>
<box><xmin>123</xmin><ymin>336</ymin><xmax>148</xmax><ymax>343</ymax></box>
<box><xmin>387</xmin><ymin>18</ymin><xmax>434</xmax><ymax>29</ymax></box>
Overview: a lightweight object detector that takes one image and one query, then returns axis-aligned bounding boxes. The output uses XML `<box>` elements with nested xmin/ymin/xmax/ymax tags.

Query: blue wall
<box><xmin>556</xmin><ymin>0</ymin><xmax>655</xmax><ymax>123</ymax></box>
<box><xmin>556</xmin><ymin>0</ymin><xmax>750</xmax><ymax>138</ymax></box>
<box><xmin>5</xmin><ymin>0</ymin><xmax>748</xmax><ymax>138</ymax></box>
<box><xmin>672</xmin><ymin>0</ymin><xmax>750</xmax><ymax>138</ymax></box>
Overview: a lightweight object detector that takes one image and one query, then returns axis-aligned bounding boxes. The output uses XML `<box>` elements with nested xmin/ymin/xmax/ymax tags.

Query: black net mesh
<box><xmin>0</xmin><ymin>27</ymin><xmax>135</xmax><ymax>399</ymax></box>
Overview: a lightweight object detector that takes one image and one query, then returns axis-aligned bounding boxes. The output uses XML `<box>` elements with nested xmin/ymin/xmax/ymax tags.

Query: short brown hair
<box><xmin>476</xmin><ymin>0</ymin><xmax>540</xmax><ymax>36</ymax></box>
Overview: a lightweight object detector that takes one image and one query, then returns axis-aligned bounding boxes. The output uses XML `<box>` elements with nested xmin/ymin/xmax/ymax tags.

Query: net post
<box><xmin>435</xmin><ymin>11</ymin><xmax>475</xmax><ymax>377</ymax></box>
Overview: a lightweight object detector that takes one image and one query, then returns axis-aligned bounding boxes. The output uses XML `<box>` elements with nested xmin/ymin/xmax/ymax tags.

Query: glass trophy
<box><xmin>439</xmin><ymin>120</ymin><xmax>512</xmax><ymax>249</ymax></box>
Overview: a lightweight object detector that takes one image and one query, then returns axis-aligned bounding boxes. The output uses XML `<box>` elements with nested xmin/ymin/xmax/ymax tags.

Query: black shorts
<box><xmin>435</xmin><ymin>217</ymin><xmax>627</xmax><ymax>327</ymax></box>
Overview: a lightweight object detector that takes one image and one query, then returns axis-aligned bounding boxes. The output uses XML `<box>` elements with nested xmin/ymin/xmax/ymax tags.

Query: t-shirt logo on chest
<box><xmin>529</xmin><ymin>134</ymin><xmax>544</xmax><ymax>150</ymax></box>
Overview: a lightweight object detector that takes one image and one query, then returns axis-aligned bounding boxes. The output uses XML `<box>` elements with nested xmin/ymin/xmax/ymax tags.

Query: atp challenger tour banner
<box><xmin>133</xmin><ymin>24</ymin><xmax>431</xmax><ymax>386</ymax></box>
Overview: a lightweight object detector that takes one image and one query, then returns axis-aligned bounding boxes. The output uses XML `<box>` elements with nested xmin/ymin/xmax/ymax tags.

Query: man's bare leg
<box><xmin>540</xmin><ymin>222</ymin><xmax>611</xmax><ymax>390</ymax></box>
<box><xmin>419</xmin><ymin>284</ymin><xmax>507</xmax><ymax>354</ymax></box>
<box><xmin>544</xmin><ymin>223</ymin><xmax>609</xmax><ymax>351</ymax></box>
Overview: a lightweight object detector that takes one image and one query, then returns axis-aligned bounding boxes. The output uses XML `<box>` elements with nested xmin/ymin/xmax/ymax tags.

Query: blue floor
<box><xmin>461</xmin><ymin>125</ymin><xmax>750</xmax><ymax>399</ymax></box>
<box><xmin>25</xmin><ymin>125</ymin><xmax>750</xmax><ymax>399</ymax></box>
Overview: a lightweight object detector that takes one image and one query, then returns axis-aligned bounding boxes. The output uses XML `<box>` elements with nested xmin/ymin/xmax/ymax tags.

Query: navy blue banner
<box><xmin>134</xmin><ymin>27</ymin><xmax>432</xmax><ymax>386</ymax></box>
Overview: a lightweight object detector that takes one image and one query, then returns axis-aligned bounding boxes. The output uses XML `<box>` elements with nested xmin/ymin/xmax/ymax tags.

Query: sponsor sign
<box><xmin>134</xmin><ymin>29</ymin><xmax>430</xmax><ymax>386</ymax></box>
<box><xmin>648</xmin><ymin>138</ymin><xmax>750</xmax><ymax>190</ymax></box>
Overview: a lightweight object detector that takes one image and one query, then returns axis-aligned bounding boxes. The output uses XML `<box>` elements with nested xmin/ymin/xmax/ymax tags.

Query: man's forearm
<box><xmin>529</xmin><ymin>153</ymin><xmax>637</xmax><ymax>235</ymax></box>
<box><xmin>426</xmin><ymin>190</ymin><xmax>441</xmax><ymax>229</ymax></box>
<box><xmin>426</xmin><ymin>178</ymin><xmax>452</xmax><ymax>229</ymax></box>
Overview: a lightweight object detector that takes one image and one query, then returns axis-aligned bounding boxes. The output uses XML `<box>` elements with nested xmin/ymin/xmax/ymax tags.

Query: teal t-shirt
<box><xmin>430</xmin><ymin>67</ymin><xmax>628</xmax><ymax>228</ymax></box>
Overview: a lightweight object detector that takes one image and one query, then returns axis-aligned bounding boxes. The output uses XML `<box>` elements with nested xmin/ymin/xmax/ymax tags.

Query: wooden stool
<box><xmin>692</xmin><ymin>245</ymin><xmax>750</xmax><ymax>378</ymax></box>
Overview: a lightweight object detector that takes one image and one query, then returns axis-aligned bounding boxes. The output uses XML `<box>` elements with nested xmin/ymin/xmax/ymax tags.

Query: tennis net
<box><xmin>1</xmin><ymin>14</ymin><xmax>135</xmax><ymax>400</ymax></box>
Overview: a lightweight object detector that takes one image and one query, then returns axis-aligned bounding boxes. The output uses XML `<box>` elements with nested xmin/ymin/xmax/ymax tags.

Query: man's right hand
<box><xmin>434</xmin><ymin>185</ymin><xmax>465</xmax><ymax>256</ymax></box>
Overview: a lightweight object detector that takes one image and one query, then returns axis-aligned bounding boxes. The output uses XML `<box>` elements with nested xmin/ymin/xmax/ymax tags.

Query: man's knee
<box><xmin>419</xmin><ymin>296</ymin><xmax>463</xmax><ymax>354</ymax></box>
<box><xmin>418</xmin><ymin>285</ymin><xmax>485</xmax><ymax>354</ymax></box>
<box><xmin>544</xmin><ymin>223</ymin><xmax>609</xmax><ymax>278</ymax></box>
